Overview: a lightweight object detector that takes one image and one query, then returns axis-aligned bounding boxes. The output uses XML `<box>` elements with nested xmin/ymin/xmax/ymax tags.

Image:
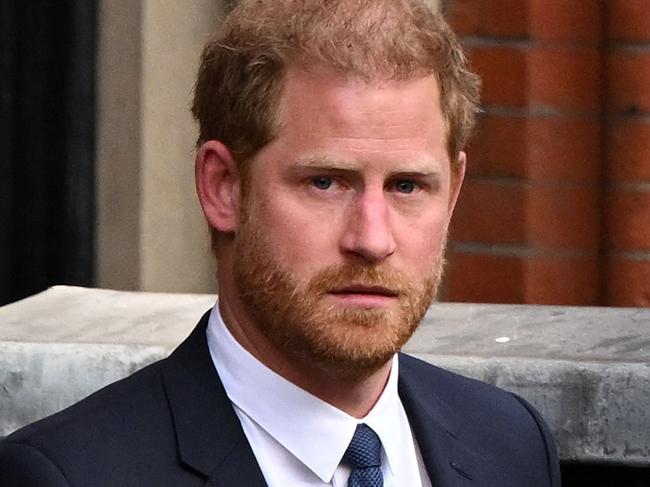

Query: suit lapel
<box><xmin>161</xmin><ymin>311</ymin><xmax>267</xmax><ymax>487</ymax></box>
<box><xmin>398</xmin><ymin>354</ymin><xmax>486</xmax><ymax>487</ymax></box>
<box><xmin>159</xmin><ymin>315</ymin><xmax>487</xmax><ymax>487</ymax></box>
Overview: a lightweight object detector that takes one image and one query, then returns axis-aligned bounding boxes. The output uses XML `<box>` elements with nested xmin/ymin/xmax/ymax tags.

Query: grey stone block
<box><xmin>403</xmin><ymin>303</ymin><xmax>650</xmax><ymax>466</ymax></box>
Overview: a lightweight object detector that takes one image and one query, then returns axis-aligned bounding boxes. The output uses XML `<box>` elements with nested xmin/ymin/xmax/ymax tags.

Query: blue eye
<box><xmin>394</xmin><ymin>180</ymin><xmax>416</xmax><ymax>194</ymax></box>
<box><xmin>312</xmin><ymin>177</ymin><xmax>333</xmax><ymax>190</ymax></box>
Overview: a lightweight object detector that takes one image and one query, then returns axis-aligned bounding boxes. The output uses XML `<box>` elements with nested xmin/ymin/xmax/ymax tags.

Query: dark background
<box><xmin>0</xmin><ymin>0</ymin><xmax>97</xmax><ymax>307</ymax></box>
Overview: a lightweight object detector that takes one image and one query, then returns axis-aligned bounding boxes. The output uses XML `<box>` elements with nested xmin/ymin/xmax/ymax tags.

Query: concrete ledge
<box><xmin>1</xmin><ymin>286</ymin><xmax>648</xmax><ymax>466</ymax></box>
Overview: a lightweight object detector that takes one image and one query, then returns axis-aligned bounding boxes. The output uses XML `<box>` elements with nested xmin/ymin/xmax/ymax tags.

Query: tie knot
<box><xmin>343</xmin><ymin>424</ymin><xmax>382</xmax><ymax>469</ymax></box>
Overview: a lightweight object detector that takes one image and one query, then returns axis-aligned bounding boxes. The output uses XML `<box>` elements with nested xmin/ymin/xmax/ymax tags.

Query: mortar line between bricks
<box><xmin>480</xmin><ymin>106</ymin><xmax>601</xmax><ymax>119</ymax></box>
<box><xmin>607</xmin><ymin>113</ymin><xmax>650</xmax><ymax>122</ymax></box>
<box><xmin>464</xmin><ymin>176</ymin><xmax>604</xmax><ymax>189</ymax></box>
<box><xmin>606</xmin><ymin>182</ymin><xmax>650</xmax><ymax>192</ymax></box>
<box><xmin>463</xmin><ymin>37</ymin><xmax>604</xmax><ymax>50</ymax></box>
<box><xmin>449</xmin><ymin>242</ymin><xmax>597</xmax><ymax>259</ymax></box>
<box><xmin>608</xmin><ymin>250</ymin><xmax>650</xmax><ymax>261</ymax></box>
<box><xmin>463</xmin><ymin>36</ymin><xmax>532</xmax><ymax>48</ymax></box>
<box><xmin>606</xmin><ymin>43</ymin><xmax>650</xmax><ymax>53</ymax></box>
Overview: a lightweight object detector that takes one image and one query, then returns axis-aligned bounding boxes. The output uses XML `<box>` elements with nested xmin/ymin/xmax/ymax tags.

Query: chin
<box><xmin>282</xmin><ymin>305</ymin><xmax>419</xmax><ymax>381</ymax></box>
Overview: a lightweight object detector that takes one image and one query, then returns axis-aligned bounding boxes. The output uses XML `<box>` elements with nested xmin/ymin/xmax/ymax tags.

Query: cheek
<box><xmin>255</xmin><ymin>198</ymin><xmax>342</xmax><ymax>269</ymax></box>
<box><xmin>404</xmin><ymin>235</ymin><xmax>444</xmax><ymax>261</ymax></box>
<box><xmin>397</xmin><ymin>214</ymin><xmax>450</xmax><ymax>258</ymax></box>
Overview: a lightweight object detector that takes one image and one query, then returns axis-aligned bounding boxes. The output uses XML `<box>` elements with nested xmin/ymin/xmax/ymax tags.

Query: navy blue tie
<box><xmin>343</xmin><ymin>424</ymin><xmax>384</xmax><ymax>487</ymax></box>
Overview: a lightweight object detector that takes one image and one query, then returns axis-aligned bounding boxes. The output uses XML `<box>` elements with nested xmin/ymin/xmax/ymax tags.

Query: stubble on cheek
<box><xmin>232</xmin><ymin>215</ymin><xmax>445</xmax><ymax>381</ymax></box>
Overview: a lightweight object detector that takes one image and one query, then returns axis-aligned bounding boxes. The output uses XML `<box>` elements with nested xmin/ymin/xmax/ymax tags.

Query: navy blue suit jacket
<box><xmin>0</xmin><ymin>312</ymin><xmax>561</xmax><ymax>486</ymax></box>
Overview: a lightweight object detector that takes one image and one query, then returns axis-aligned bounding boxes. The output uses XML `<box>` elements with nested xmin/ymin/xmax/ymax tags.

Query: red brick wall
<box><xmin>442</xmin><ymin>0</ymin><xmax>650</xmax><ymax>306</ymax></box>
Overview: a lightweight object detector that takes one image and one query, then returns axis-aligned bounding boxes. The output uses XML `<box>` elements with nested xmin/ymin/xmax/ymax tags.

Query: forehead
<box><xmin>282</xmin><ymin>69</ymin><xmax>442</xmax><ymax>124</ymax></box>
<box><xmin>266</xmin><ymin>68</ymin><xmax>448</xmax><ymax>161</ymax></box>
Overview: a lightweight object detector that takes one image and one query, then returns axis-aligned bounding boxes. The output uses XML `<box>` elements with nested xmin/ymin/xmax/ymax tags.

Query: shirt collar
<box><xmin>205</xmin><ymin>303</ymin><xmax>402</xmax><ymax>482</ymax></box>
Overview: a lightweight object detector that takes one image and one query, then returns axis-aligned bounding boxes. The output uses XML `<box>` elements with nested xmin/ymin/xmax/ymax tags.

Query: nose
<box><xmin>339</xmin><ymin>189</ymin><xmax>396</xmax><ymax>262</ymax></box>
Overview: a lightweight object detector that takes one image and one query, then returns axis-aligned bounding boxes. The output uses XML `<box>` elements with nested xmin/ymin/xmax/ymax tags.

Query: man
<box><xmin>0</xmin><ymin>0</ymin><xmax>561</xmax><ymax>485</ymax></box>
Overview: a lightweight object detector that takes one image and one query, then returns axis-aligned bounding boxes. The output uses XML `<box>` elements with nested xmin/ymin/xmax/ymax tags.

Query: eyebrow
<box><xmin>292</xmin><ymin>156</ymin><xmax>356</xmax><ymax>170</ymax></box>
<box><xmin>292</xmin><ymin>156</ymin><xmax>443</xmax><ymax>176</ymax></box>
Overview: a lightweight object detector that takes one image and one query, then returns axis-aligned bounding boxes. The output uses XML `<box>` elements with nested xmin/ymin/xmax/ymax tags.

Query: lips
<box><xmin>329</xmin><ymin>285</ymin><xmax>398</xmax><ymax>297</ymax></box>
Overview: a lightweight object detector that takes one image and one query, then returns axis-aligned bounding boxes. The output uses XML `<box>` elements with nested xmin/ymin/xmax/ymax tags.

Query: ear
<box><xmin>447</xmin><ymin>151</ymin><xmax>466</xmax><ymax>214</ymax></box>
<box><xmin>195</xmin><ymin>140</ymin><xmax>240</xmax><ymax>233</ymax></box>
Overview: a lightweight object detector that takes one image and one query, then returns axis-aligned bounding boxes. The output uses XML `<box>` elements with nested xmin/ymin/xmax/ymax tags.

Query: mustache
<box><xmin>305</xmin><ymin>263</ymin><xmax>414</xmax><ymax>296</ymax></box>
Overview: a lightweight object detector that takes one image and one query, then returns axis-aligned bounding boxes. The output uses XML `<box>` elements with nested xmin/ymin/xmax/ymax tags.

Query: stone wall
<box><xmin>96</xmin><ymin>0</ymin><xmax>225</xmax><ymax>293</ymax></box>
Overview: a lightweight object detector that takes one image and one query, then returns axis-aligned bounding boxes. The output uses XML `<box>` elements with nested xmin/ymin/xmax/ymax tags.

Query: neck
<box><xmin>216</xmin><ymin>264</ymin><xmax>391</xmax><ymax>418</ymax></box>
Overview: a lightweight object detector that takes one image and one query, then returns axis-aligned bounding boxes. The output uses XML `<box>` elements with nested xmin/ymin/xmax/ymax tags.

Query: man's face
<box><xmin>232</xmin><ymin>69</ymin><xmax>463</xmax><ymax>379</ymax></box>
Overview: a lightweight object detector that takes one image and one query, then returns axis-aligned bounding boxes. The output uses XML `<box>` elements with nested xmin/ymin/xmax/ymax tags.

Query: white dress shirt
<box><xmin>206</xmin><ymin>304</ymin><xmax>432</xmax><ymax>487</ymax></box>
